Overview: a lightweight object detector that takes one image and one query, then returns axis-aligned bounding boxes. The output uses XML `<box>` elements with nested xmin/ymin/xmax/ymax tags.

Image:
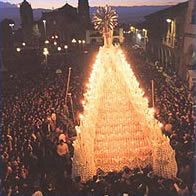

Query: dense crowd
<box><xmin>1</xmin><ymin>46</ymin><xmax>195</xmax><ymax>195</ymax></box>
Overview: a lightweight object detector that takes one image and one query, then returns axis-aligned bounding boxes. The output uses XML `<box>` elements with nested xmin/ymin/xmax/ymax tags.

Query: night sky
<box><xmin>2</xmin><ymin>0</ymin><xmax>187</xmax><ymax>8</ymax></box>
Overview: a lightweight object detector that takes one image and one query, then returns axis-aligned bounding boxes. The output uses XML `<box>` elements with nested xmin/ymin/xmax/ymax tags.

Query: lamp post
<box><xmin>43</xmin><ymin>47</ymin><xmax>49</xmax><ymax>66</ymax></box>
<box><xmin>9</xmin><ymin>23</ymin><xmax>15</xmax><ymax>33</ymax></box>
<box><xmin>43</xmin><ymin>20</ymin><xmax>46</xmax><ymax>39</ymax></box>
<box><xmin>82</xmin><ymin>40</ymin><xmax>85</xmax><ymax>49</ymax></box>
<box><xmin>64</xmin><ymin>45</ymin><xmax>68</xmax><ymax>54</ymax></box>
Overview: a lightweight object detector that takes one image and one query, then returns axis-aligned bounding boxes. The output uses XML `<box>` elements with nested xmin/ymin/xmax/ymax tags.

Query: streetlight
<box><xmin>9</xmin><ymin>23</ymin><xmax>15</xmax><ymax>34</ymax></box>
<box><xmin>43</xmin><ymin>47</ymin><xmax>49</xmax><ymax>66</ymax></box>
<box><xmin>57</xmin><ymin>46</ymin><xmax>61</xmax><ymax>51</ymax></box>
<box><xmin>45</xmin><ymin>40</ymin><xmax>49</xmax><ymax>44</ymax></box>
<box><xmin>43</xmin><ymin>19</ymin><xmax>46</xmax><ymax>38</ymax></box>
<box><xmin>64</xmin><ymin>45</ymin><xmax>68</xmax><ymax>54</ymax></box>
<box><xmin>55</xmin><ymin>35</ymin><xmax>58</xmax><ymax>39</ymax></box>
<box><xmin>54</xmin><ymin>41</ymin><xmax>57</xmax><ymax>46</ymax></box>
<box><xmin>166</xmin><ymin>18</ymin><xmax>172</xmax><ymax>23</ymax></box>
<box><xmin>72</xmin><ymin>38</ymin><xmax>77</xmax><ymax>44</ymax></box>
<box><xmin>16</xmin><ymin>47</ymin><xmax>21</xmax><ymax>52</ymax></box>
<box><xmin>22</xmin><ymin>42</ymin><xmax>26</xmax><ymax>46</ymax></box>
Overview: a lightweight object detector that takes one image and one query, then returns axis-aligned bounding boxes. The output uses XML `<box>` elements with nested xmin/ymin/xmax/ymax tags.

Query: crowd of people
<box><xmin>1</xmin><ymin>45</ymin><xmax>195</xmax><ymax>195</ymax></box>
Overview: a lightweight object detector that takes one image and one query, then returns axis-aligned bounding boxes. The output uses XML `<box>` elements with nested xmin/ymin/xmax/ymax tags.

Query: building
<box><xmin>20</xmin><ymin>0</ymin><xmax>34</xmax><ymax>44</ymax></box>
<box><xmin>182</xmin><ymin>0</ymin><xmax>195</xmax><ymax>86</ymax></box>
<box><xmin>144</xmin><ymin>1</ymin><xmax>189</xmax><ymax>76</ymax></box>
<box><xmin>129</xmin><ymin>1</ymin><xmax>195</xmax><ymax>84</ymax></box>
<box><xmin>86</xmin><ymin>28</ymin><xmax>124</xmax><ymax>45</ymax></box>
<box><xmin>39</xmin><ymin>0</ymin><xmax>90</xmax><ymax>44</ymax></box>
<box><xmin>19</xmin><ymin>0</ymin><xmax>41</xmax><ymax>46</ymax></box>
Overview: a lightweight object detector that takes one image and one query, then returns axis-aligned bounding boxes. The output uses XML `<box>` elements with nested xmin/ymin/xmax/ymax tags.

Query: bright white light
<box><xmin>43</xmin><ymin>20</ymin><xmax>46</xmax><ymax>23</ymax></box>
<box><xmin>72</xmin><ymin>38</ymin><xmax>77</xmax><ymax>43</ymax></box>
<box><xmin>64</xmin><ymin>45</ymin><xmax>68</xmax><ymax>49</ymax></box>
<box><xmin>22</xmin><ymin>42</ymin><xmax>26</xmax><ymax>46</ymax></box>
<box><xmin>55</xmin><ymin>35</ymin><xmax>58</xmax><ymax>39</ymax></box>
<box><xmin>43</xmin><ymin>48</ymin><xmax>49</xmax><ymax>55</ymax></box>
<box><xmin>137</xmin><ymin>33</ymin><xmax>142</xmax><ymax>40</ymax></box>
<box><xmin>54</xmin><ymin>41</ymin><xmax>57</xmax><ymax>45</ymax></box>
<box><xmin>57</xmin><ymin>47</ymin><xmax>61</xmax><ymax>51</ymax></box>
<box><xmin>82</xmin><ymin>40</ymin><xmax>86</xmax><ymax>44</ymax></box>
<box><xmin>9</xmin><ymin>24</ymin><xmax>14</xmax><ymax>27</ymax></box>
<box><xmin>166</xmin><ymin>18</ymin><xmax>172</xmax><ymax>23</ymax></box>
<box><xmin>45</xmin><ymin>40</ymin><xmax>49</xmax><ymax>44</ymax></box>
<box><xmin>16</xmin><ymin>48</ymin><xmax>21</xmax><ymax>52</ymax></box>
<box><xmin>78</xmin><ymin>40</ymin><xmax>82</xmax><ymax>44</ymax></box>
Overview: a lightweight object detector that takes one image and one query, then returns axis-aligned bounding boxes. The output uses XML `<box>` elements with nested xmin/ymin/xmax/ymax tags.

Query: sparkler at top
<box><xmin>92</xmin><ymin>5</ymin><xmax>118</xmax><ymax>47</ymax></box>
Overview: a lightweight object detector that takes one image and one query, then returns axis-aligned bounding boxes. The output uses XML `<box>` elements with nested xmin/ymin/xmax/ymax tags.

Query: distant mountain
<box><xmin>90</xmin><ymin>6</ymin><xmax>170</xmax><ymax>24</ymax></box>
<box><xmin>0</xmin><ymin>1</ymin><xmax>170</xmax><ymax>29</ymax></box>
<box><xmin>0</xmin><ymin>1</ymin><xmax>17</xmax><ymax>8</ymax></box>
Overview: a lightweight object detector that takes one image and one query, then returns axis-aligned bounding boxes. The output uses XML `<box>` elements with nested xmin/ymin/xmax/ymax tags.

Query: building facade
<box><xmin>39</xmin><ymin>0</ymin><xmax>90</xmax><ymax>44</ymax></box>
<box><xmin>20</xmin><ymin>0</ymin><xmax>34</xmax><ymax>44</ymax></box>
<box><xmin>181</xmin><ymin>0</ymin><xmax>195</xmax><ymax>84</ymax></box>
<box><xmin>86</xmin><ymin>28</ymin><xmax>124</xmax><ymax>45</ymax></box>
<box><xmin>144</xmin><ymin>2</ymin><xmax>189</xmax><ymax>76</ymax></box>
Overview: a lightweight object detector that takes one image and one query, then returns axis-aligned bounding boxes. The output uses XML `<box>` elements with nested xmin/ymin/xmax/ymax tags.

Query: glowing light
<box><xmin>54</xmin><ymin>41</ymin><xmax>57</xmax><ymax>46</ymax></box>
<box><xmin>78</xmin><ymin>40</ymin><xmax>82</xmax><ymax>44</ymax></box>
<box><xmin>93</xmin><ymin>5</ymin><xmax>118</xmax><ymax>33</ymax></box>
<box><xmin>72</xmin><ymin>38</ymin><xmax>77</xmax><ymax>44</ymax></box>
<box><xmin>79</xmin><ymin>114</ymin><xmax>83</xmax><ymax>120</ymax></box>
<box><xmin>43</xmin><ymin>48</ymin><xmax>49</xmax><ymax>56</ymax></box>
<box><xmin>159</xmin><ymin>123</ymin><xmax>163</xmax><ymax>128</ymax></box>
<box><xmin>55</xmin><ymin>35</ymin><xmax>58</xmax><ymax>39</ymax></box>
<box><xmin>137</xmin><ymin>33</ymin><xmax>142</xmax><ymax>40</ymax></box>
<box><xmin>45</xmin><ymin>40</ymin><xmax>49</xmax><ymax>44</ymax></box>
<box><xmin>16</xmin><ymin>48</ymin><xmax>21</xmax><ymax>52</ymax></box>
<box><xmin>64</xmin><ymin>45</ymin><xmax>68</xmax><ymax>49</ymax></box>
<box><xmin>81</xmin><ymin>100</ymin><xmax>85</xmax><ymax>105</ymax></box>
<box><xmin>73</xmin><ymin>46</ymin><xmax>177</xmax><ymax>182</ymax></box>
<box><xmin>22</xmin><ymin>42</ymin><xmax>26</xmax><ymax>46</ymax></box>
<box><xmin>57</xmin><ymin>47</ymin><xmax>61</xmax><ymax>51</ymax></box>
<box><xmin>166</xmin><ymin>18</ymin><xmax>172</xmax><ymax>23</ymax></box>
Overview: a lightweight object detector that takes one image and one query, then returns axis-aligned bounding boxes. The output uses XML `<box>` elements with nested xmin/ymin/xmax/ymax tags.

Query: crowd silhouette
<box><xmin>1</xmin><ymin>46</ymin><xmax>195</xmax><ymax>195</ymax></box>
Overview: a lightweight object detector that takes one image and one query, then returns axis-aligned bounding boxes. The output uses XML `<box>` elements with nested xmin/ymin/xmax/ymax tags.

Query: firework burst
<box><xmin>92</xmin><ymin>5</ymin><xmax>118</xmax><ymax>33</ymax></box>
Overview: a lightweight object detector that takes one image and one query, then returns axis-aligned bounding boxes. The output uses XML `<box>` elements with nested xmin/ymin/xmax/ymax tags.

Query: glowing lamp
<box><xmin>57</xmin><ymin>47</ymin><xmax>61</xmax><ymax>51</ymax></box>
<box><xmin>137</xmin><ymin>33</ymin><xmax>142</xmax><ymax>40</ymax></box>
<box><xmin>166</xmin><ymin>18</ymin><xmax>172</xmax><ymax>23</ymax></box>
<box><xmin>54</xmin><ymin>41</ymin><xmax>57</xmax><ymax>46</ymax></box>
<box><xmin>81</xmin><ymin>100</ymin><xmax>85</xmax><ymax>105</ymax></box>
<box><xmin>22</xmin><ymin>42</ymin><xmax>26</xmax><ymax>46</ymax></box>
<box><xmin>79</xmin><ymin>114</ymin><xmax>84</xmax><ymax>120</ymax></box>
<box><xmin>16</xmin><ymin>47</ymin><xmax>21</xmax><ymax>52</ymax></box>
<box><xmin>72</xmin><ymin>38</ymin><xmax>77</xmax><ymax>44</ymax></box>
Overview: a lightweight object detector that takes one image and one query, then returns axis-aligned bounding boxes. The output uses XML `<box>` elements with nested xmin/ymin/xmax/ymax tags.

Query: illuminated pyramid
<box><xmin>72</xmin><ymin>6</ymin><xmax>177</xmax><ymax>182</ymax></box>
